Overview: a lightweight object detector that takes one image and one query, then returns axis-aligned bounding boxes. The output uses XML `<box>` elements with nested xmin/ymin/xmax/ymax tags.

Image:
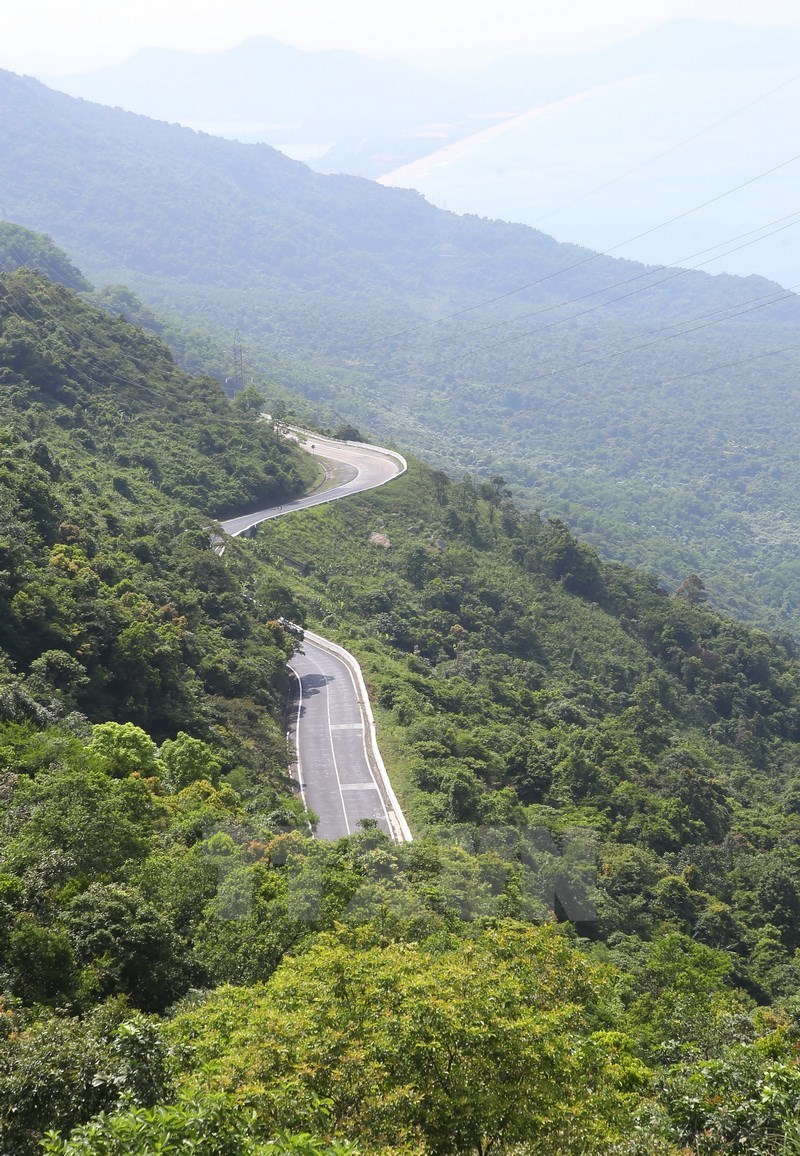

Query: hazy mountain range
<box><xmin>46</xmin><ymin>19</ymin><xmax>800</xmax><ymax>287</ymax></box>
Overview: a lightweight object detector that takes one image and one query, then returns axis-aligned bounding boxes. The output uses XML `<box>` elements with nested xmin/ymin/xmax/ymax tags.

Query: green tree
<box><xmin>159</xmin><ymin>731</ymin><xmax>222</xmax><ymax>790</ymax></box>
<box><xmin>623</xmin><ymin>932</ymin><xmax>744</xmax><ymax>1058</ymax></box>
<box><xmin>231</xmin><ymin>384</ymin><xmax>265</xmax><ymax>416</ymax></box>
<box><xmin>170</xmin><ymin>923</ymin><xmax>647</xmax><ymax>1153</ymax></box>
<box><xmin>88</xmin><ymin>722</ymin><xmax>158</xmax><ymax>778</ymax></box>
<box><xmin>41</xmin><ymin>1091</ymin><xmax>361</xmax><ymax>1155</ymax></box>
<box><xmin>5</xmin><ymin>768</ymin><xmax>158</xmax><ymax>876</ymax></box>
<box><xmin>675</xmin><ymin>574</ymin><xmax>708</xmax><ymax>605</ymax></box>
<box><xmin>66</xmin><ymin>883</ymin><xmax>192</xmax><ymax>1012</ymax></box>
<box><xmin>0</xmin><ymin>1005</ymin><xmax>171</xmax><ymax>1154</ymax></box>
<box><xmin>6</xmin><ymin>918</ymin><xmax>77</xmax><ymax>1004</ymax></box>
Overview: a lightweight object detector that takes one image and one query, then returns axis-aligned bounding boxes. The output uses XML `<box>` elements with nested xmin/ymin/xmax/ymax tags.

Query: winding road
<box><xmin>218</xmin><ymin>431</ymin><xmax>412</xmax><ymax>843</ymax></box>
<box><xmin>220</xmin><ymin>429</ymin><xmax>405</xmax><ymax>536</ymax></box>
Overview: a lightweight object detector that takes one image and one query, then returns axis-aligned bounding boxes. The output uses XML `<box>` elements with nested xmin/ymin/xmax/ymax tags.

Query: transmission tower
<box><xmin>232</xmin><ymin>329</ymin><xmax>245</xmax><ymax>393</ymax></box>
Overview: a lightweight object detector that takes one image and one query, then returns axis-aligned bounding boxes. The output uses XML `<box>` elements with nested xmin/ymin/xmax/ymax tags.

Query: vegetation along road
<box><xmin>219</xmin><ymin>431</ymin><xmax>412</xmax><ymax>842</ymax></box>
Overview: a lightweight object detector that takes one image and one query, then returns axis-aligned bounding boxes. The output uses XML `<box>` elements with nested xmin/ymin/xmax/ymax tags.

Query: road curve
<box><xmin>218</xmin><ymin>431</ymin><xmax>411</xmax><ymax>843</ymax></box>
<box><xmin>219</xmin><ymin>430</ymin><xmax>406</xmax><ymax>538</ymax></box>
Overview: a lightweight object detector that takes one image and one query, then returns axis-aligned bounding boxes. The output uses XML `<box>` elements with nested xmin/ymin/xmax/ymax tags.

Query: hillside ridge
<box><xmin>2</xmin><ymin>76</ymin><xmax>800</xmax><ymax>642</ymax></box>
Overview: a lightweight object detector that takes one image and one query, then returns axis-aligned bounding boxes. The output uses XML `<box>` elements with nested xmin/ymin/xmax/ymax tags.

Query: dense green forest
<box><xmin>254</xmin><ymin>462</ymin><xmax>800</xmax><ymax>981</ymax></box>
<box><xmin>3</xmin><ymin>261</ymin><xmax>800</xmax><ymax>1150</ymax></box>
<box><xmin>2</xmin><ymin>70</ymin><xmax>800</xmax><ymax>640</ymax></box>
<box><xmin>0</xmin><ymin>222</ymin><xmax>91</xmax><ymax>292</ymax></box>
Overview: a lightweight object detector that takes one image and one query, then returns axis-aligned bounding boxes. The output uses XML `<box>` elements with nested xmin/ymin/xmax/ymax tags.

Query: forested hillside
<box><xmin>256</xmin><ymin>461</ymin><xmax>800</xmax><ymax>975</ymax></box>
<box><xmin>0</xmin><ymin>267</ymin><xmax>330</xmax><ymax>1149</ymax></box>
<box><xmin>2</xmin><ymin>71</ymin><xmax>800</xmax><ymax>638</ymax></box>
<box><xmin>4</xmin><ymin>265</ymin><xmax>800</xmax><ymax>1149</ymax></box>
<box><xmin>0</xmin><ymin>222</ymin><xmax>91</xmax><ymax>291</ymax></box>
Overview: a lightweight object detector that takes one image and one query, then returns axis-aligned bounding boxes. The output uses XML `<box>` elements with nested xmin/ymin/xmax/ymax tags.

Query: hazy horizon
<box><xmin>27</xmin><ymin>16</ymin><xmax>800</xmax><ymax>290</ymax></box>
<box><xmin>4</xmin><ymin>0</ymin><xmax>800</xmax><ymax>74</ymax></box>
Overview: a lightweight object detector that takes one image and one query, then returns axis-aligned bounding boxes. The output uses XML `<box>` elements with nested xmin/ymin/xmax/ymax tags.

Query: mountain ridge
<box><xmin>1</xmin><ymin>69</ymin><xmax>790</xmax><ymax>308</ymax></box>
<box><xmin>44</xmin><ymin>19</ymin><xmax>800</xmax><ymax>178</ymax></box>
<box><xmin>3</xmin><ymin>70</ymin><xmax>800</xmax><ymax>640</ymax></box>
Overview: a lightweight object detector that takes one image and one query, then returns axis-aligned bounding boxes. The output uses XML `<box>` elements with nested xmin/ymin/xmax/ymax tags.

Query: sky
<box><xmin>4</xmin><ymin>0</ymin><xmax>800</xmax><ymax>75</ymax></box>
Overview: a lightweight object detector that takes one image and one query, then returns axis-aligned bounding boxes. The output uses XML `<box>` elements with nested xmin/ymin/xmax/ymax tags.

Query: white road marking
<box><xmin>341</xmin><ymin>649</ymin><xmax>393</xmax><ymax>833</ymax></box>
<box><xmin>301</xmin><ymin>647</ymin><xmax>352</xmax><ymax>837</ymax></box>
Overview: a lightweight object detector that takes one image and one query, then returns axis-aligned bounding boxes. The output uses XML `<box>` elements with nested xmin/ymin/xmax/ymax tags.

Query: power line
<box><xmin>465</xmin><ymin>207</ymin><xmax>800</xmax><ymax>341</ymax></box>
<box><xmin>5</xmin><ymin>156</ymin><xmax>800</xmax><ymax>429</ymax></box>
<box><xmin>5</xmin><ymin>235</ymin><xmax>797</xmax><ymax>415</ymax></box>
<box><xmin>368</xmin><ymin>212</ymin><xmax>800</xmax><ymax>388</ymax></box>
<box><xmin>0</xmin><ymin>246</ymin><xmax>211</xmax><ymax>386</ymax></box>
<box><xmin>0</xmin><ymin>263</ymin><xmax>263</xmax><ymax>436</ymax></box>
<box><xmin>659</xmin><ymin>339</ymin><xmax>800</xmax><ymax>387</ymax></box>
<box><xmin>383</xmin><ymin>146</ymin><xmax>800</xmax><ymax>341</ymax></box>
<box><xmin>528</xmin><ymin>68</ymin><xmax>800</xmax><ymax>228</ymax></box>
<box><xmin>0</xmin><ymin>273</ymin><xmax>211</xmax><ymax>414</ymax></box>
<box><xmin>7</xmin><ymin>125</ymin><xmax>800</xmax><ymax>400</ymax></box>
<box><xmin>3</xmin><ymin>255</ymin><xmax>252</xmax><ymax>410</ymax></box>
<box><xmin>496</xmin><ymin>282</ymin><xmax>800</xmax><ymax>392</ymax></box>
<box><xmin>464</xmin><ymin>214</ymin><xmax>800</xmax><ymax>360</ymax></box>
<box><xmin>397</xmin><ymin>209</ymin><xmax>800</xmax><ymax>378</ymax></box>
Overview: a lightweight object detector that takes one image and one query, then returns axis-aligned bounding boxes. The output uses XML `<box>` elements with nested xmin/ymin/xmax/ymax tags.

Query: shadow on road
<box><xmin>293</xmin><ymin>672</ymin><xmax>335</xmax><ymax>718</ymax></box>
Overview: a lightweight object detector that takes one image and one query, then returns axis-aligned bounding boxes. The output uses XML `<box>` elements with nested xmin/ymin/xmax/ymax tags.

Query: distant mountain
<box><xmin>46</xmin><ymin>21</ymin><xmax>800</xmax><ymax>286</ymax></box>
<box><xmin>595</xmin><ymin>18</ymin><xmax>800</xmax><ymax>71</ymax></box>
<box><xmin>48</xmin><ymin>21</ymin><xmax>800</xmax><ymax>165</ymax></box>
<box><xmin>46</xmin><ymin>37</ymin><xmax>467</xmax><ymax>173</ymax></box>
<box><xmin>380</xmin><ymin>22</ymin><xmax>800</xmax><ymax>287</ymax></box>
<box><xmin>3</xmin><ymin>69</ymin><xmax>800</xmax><ymax>639</ymax></box>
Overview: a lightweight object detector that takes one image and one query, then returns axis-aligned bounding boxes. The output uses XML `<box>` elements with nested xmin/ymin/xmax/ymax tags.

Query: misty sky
<box><xmin>4</xmin><ymin>0</ymin><xmax>800</xmax><ymax>74</ymax></box>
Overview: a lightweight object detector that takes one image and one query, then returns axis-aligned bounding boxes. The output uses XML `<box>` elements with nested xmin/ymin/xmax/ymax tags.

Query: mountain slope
<box><xmin>2</xmin><ymin>70</ymin><xmax>800</xmax><ymax>638</ymax></box>
<box><xmin>4</xmin><ymin>262</ymin><xmax>800</xmax><ymax>1151</ymax></box>
<box><xmin>0</xmin><ymin>266</ymin><xmax>315</xmax><ymax>736</ymax></box>
<box><xmin>1</xmin><ymin>70</ymin><xmax>788</xmax><ymax>312</ymax></box>
<box><xmin>0</xmin><ymin>220</ymin><xmax>91</xmax><ymax>290</ymax></box>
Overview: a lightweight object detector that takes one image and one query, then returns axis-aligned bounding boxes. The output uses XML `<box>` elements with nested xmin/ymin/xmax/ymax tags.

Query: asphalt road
<box><xmin>218</xmin><ymin>432</ymin><xmax>410</xmax><ymax>842</ymax></box>
<box><xmin>218</xmin><ymin>430</ymin><xmax>404</xmax><ymax>538</ymax></box>
<box><xmin>289</xmin><ymin>637</ymin><xmax>395</xmax><ymax>840</ymax></box>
